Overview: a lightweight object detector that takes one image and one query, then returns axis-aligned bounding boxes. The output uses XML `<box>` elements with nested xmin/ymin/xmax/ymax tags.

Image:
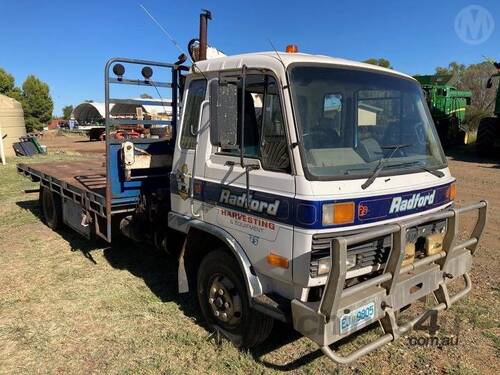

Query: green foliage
<box><xmin>0</xmin><ymin>68</ymin><xmax>23</xmax><ymax>102</ymax></box>
<box><xmin>0</xmin><ymin>68</ymin><xmax>16</xmax><ymax>94</ymax></box>
<box><xmin>429</xmin><ymin>60</ymin><xmax>499</xmax><ymax>132</ymax></box>
<box><xmin>21</xmin><ymin>75</ymin><xmax>53</xmax><ymax>132</ymax></box>
<box><xmin>62</xmin><ymin>105</ymin><xmax>74</xmax><ymax>120</ymax></box>
<box><xmin>363</xmin><ymin>58</ymin><xmax>393</xmax><ymax>69</ymax></box>
<box><xmin>435</xmin><ymin>61</ymin><xmax>466</xmax><ymax>81</ymax></box>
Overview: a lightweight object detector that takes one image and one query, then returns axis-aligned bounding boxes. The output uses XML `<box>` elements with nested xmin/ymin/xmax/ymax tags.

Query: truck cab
<box><xmin>165</xmin><ymin>51</ymin><xmax>487</xmax><ymax>362</ymax></box>
<box><xmin>173</xmin><ymin>51</ymin><xmax>453</xmax><ymax>292</ymax></box>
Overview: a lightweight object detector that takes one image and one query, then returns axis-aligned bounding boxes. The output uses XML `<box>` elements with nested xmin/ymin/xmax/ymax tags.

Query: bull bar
<box><xmin>291</xmin><ymin>201</ymin><xmax>488</xmax><ymax>364</ymax></box>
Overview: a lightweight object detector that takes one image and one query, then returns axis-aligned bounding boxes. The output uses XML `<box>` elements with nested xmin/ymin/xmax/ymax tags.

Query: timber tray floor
<box><xmin>18</xmin><ymin>159</ymin><xmax>107</xmax><ymax>197</ymax></box>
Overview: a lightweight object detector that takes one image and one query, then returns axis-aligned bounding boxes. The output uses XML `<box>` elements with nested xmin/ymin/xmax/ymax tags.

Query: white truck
<box><xmin>17</xmin><ymin>13</ymin><xmax>487</xmax><ymax>365</ymax></box>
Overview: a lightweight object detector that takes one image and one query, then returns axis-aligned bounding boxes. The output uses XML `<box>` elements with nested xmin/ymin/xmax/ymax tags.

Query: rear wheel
<box><xmin>197</xmin><ymin>249</ymin><xmax>273</xmax><ymax>348</ymax></box>
<box><xmin>476</xmin><ymin>117</ymin><xmax>500</xmax><ymax>156</ymax></box>
<box><xmin>39</xmin><ymin>187</ymin><xmax>62</xmax><ymax>230</ymax></box>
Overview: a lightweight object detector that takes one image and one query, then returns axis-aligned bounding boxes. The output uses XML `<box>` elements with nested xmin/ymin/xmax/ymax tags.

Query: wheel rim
<box><xmin>207</xmin><ymin>274</ymin><xmax>242</xmax><ymax>327</ymax></box>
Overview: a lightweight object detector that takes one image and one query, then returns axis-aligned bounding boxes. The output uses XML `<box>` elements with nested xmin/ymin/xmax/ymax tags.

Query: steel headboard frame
<box><xmin>103</xmin><ymin>57</ymin><xmax>181</xmax><ymax>242</ymax></box>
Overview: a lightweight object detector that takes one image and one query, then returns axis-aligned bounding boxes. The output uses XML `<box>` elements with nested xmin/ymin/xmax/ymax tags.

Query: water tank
<box><xmin>0</xmin><ymin>94</ymin><xmax>26</xmax><ymax>157</ymax></box>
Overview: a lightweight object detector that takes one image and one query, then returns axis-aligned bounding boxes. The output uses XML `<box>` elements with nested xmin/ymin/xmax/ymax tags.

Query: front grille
<box><xmin>309</xmin><ymin>220</ymin><xmax>447</xmax><ymax>278</ymax></box>
<box><xmin>310</xmin><ymin>233</ymin><xmax>391</xmax><ymax>277</ymax></box>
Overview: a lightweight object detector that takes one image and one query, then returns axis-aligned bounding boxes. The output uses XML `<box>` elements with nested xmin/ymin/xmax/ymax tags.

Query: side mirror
<box><xmin>486</xmin><ymin>77</ymin><xmax>493</xmax><ymax>89</ymax></box>
<box><xmin>210</xmin><ymin>79</ymin><xmax>238</xmax><ymax>149</ymax></box>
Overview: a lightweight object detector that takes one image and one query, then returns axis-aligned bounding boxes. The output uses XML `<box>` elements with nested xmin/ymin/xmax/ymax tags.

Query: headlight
<box><xmin>317</xmin><ymin>254</ymin><xmax>357</xmax><ymax>276</ymax></box>
<box><xmin>322</xmin><ymin>202</ymin><xmax>355</xmax><ymax>226</ymax></box>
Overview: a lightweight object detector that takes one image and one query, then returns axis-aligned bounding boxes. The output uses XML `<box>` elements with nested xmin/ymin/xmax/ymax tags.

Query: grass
<box><xmin>444</xmin><ymin>363</ymin><xmax>482</xmax><ymax>375</ymax></box>
<box><xmin>483</xmin><ymin>332</ymin><xmax>500</xmax><ymax>356</ymax></box>
<box><xmin>454</xmin><ymin>298</ymin><xmax>500</xmax><ymax>330</ymax></box>
<box><xmin>0</xmin><ymin>150</ymin><xmax>499</xmax><ymax>374</ymax></box>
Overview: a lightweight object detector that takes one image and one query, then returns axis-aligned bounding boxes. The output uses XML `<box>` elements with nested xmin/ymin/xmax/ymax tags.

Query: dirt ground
<box><xmin>40</xmin><ymin>130</ymin><xmax>105</xmax><ymax>155</ymax></box>
<box><xmin>0</xmin><ymin>133</ymin><xmax>499</xmax><ymax>374</ymax></box>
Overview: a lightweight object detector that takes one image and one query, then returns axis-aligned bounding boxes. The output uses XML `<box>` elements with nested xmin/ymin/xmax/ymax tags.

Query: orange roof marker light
<box><xmin>285</xmin><ymin>44</ymin><xmax>298</xmax><ymax>53</ymax></box>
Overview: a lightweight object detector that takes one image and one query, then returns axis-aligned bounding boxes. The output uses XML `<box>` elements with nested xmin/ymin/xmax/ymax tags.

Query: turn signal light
<box><xmin>323</xmin><ymin>202</ymin><xmax>355</xmax><ymax>225</ymax></box>
<box><xmin>285</xmin><ymin>44</ymin><xmax>298</xmax><ymax>53</ymax></box>
<box><xmin>446</xmin><ymin>183</ymin><xmax>456</xmax><ymax>201</ymax></box>
<box><xmin>267</xmin><ymin>253</ymin><xmax>289</xmax><ymax>269</ymax></box>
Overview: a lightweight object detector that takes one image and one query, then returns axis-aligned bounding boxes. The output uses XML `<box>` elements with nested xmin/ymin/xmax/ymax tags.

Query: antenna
<box><xmin>268</xmin><ymin>39</ymin><xmax>286</xmax><ymax>70</ymax></box>
<box><xmin>140</xmin><ymin>4</ymin><xmax>208</xmax><ymax>80</ymax></box>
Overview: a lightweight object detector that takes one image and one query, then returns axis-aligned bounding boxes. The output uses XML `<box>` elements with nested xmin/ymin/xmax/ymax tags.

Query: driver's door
<box><xmin>171</xmin><ymin>78</ymin><xmax>207</xmax><ymax>218</ymax></box>
<box><xmin>203</xmin><ymin>72</ymin><xmax>295</xmax><ymax>283</ymax></box>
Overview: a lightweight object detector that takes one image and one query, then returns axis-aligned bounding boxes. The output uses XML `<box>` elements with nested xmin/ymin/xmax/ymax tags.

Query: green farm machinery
<box><xmin>415</xmin><ymin>74</ymin><xmax>472</xmax><ymax>146</ymax></box>
<box><xmin>476</xmin><ymin>62</ymin><xmax>500</xmax><ymax>156</ymax></box>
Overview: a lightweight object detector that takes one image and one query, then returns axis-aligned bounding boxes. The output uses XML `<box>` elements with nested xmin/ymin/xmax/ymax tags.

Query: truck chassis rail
<box><xmin>291</xmin><ymin>201</ymin><xmax>487</xmax><ymax>364</ymax></box>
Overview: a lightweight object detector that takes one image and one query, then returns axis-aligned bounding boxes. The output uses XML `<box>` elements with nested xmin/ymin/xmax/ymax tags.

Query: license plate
<box><xmin>339</xmin><ymin>302</ymin><xmax>376</xmax><ymax>334</ymax></box>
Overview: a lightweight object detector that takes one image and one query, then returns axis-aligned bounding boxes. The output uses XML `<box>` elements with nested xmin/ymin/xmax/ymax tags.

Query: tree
<box><xmin>435</xmin><ymin>62</ymin><xmax>466</xmax><ymax>85</ymax></box>
<box><xmin>0</xmin><ymin>67</ymin><xmax>22</xmax><ymax>102</ymax></box>
<box><xmin>0</xmin><ymin>68</ymin><xmax>15</xmax><ymax>94</ymax></box>
<box><xmin>363</xmin><ymin>58</ymin><xmax>393</xmax><ymax>69</ymax></box>
<box><xmin>433</xmin><ymin>60</ymin><xmax>499</xmax><ymax>130</ymax></box>
<box><xmin>140</xmin><ymin>93</ymin><xmax>153</xmax><ymax>99</ymax></box>
<box><xmin>22</xmin><ymin>75</ymin><xmax>53</xmax><ymax>132</ymax></box>
<box><xmin>459</xmin><ymin>62</ymin><xmax>498</xmax><ymax>119</ymax></box>
<box><xmin>62</xmin><ymin>105</ymin><xmax>74</xmax><ymax>120</ymax></box>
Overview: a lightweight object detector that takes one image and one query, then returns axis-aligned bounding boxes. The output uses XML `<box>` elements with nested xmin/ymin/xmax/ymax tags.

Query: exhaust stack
<box><xmin>198</xmin><ymin>9</ymin><xmax>212</xmax><ymax>61</ymax></box>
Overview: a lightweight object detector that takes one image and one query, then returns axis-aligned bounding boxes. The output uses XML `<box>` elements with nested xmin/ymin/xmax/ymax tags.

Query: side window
<box><xmin>260</xmin><ymin>77</ymin><xmax>290</xmax><ymax>172</ymax></box>
<box><xmin>216</xmin><ymin>74</ymin><xmax>290</xmax><ymax>173</ymax></box>
<box><xmin>180</xmin><ymin>79</ymin><xmax>207</xmax><ymax>149</ymax></box>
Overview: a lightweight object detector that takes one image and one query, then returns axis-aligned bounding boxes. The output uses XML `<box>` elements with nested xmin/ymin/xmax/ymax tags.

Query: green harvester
<box><xmin>476</xmin><ymin>61</ymin><xmax>500</xmax><ymax>156</ymax></box>
<box><xmin>414</xmin><ymin>75</ymin><xmax>472</xmax><ymax>146</ymax></box>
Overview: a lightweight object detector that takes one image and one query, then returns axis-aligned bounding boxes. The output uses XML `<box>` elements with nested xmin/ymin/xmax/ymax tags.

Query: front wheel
<box><xmin>197</xmin><ymin>249</ymin><xmax>273</xmax><ymax>348</ymax></box>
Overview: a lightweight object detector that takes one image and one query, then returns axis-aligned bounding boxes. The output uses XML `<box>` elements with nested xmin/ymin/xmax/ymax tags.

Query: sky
<box><xmin>0</xmin><ymin>0</ymin><xmax>498</xmax><ymax>116</ymax></box>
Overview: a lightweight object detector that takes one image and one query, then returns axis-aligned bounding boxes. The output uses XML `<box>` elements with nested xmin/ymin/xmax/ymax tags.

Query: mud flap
<box><xmin>178</xmin><ymin>239</ymin><xmax>189</xmax><ymax>293</ymax></box>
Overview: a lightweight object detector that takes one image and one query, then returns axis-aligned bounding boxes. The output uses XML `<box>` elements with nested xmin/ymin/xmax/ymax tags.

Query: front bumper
<box><xmin>291</xmin><ymin>201</ymin><xmax>487</xmax><ymax>364</ymax></box>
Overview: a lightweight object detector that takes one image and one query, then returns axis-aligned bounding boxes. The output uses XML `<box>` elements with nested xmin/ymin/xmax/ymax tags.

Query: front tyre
<box><xmin>197</xmin><ymin>249</ymin><xmax>273</xmax><ymax>348</ymax></box>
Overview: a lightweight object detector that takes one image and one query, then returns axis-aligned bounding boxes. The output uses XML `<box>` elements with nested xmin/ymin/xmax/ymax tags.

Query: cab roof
<box><xmin>193</xmin><ymin>51</ymin><xmax>413</xmax><ymax>80</ymax></box>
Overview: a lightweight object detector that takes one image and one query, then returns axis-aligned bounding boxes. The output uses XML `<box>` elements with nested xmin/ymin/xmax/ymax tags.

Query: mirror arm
<box><xmin>240</xmin><ymin>65</ymin><xmax>247</xmax><ymax>168</ymax></box>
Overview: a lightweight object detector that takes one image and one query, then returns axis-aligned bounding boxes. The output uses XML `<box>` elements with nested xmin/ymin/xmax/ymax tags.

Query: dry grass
<box><xmin>1</xmin><ymin>149</ymin><xmax>499</xmax><ymax>374</ymax></box>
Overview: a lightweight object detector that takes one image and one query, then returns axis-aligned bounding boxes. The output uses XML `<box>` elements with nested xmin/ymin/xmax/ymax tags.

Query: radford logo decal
<box><xmin>219</xmin><ymin>189</ymin><xmax>280</xmax><ymax>216</ymax></box>
<box><xmin>389</xmin><ymin>191</ymin><xmax>436</xmax><ymax>214</ymax></box>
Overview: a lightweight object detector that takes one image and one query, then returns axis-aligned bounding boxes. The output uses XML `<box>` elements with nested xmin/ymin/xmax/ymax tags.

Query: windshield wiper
<box><xmin>394</xmin><ymin>161</ymin><xmax>445</xmax><ymax>178</ymax></box>
<box><xmin>361</xmin><ymin>143</ymin><xmax>411</xmax><ymax>190</ymax></box>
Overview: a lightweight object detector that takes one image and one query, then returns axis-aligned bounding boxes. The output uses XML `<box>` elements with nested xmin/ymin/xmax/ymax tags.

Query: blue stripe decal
<box><xmin>170</xmin><ymin>174</ymin><xmax>452</xmax><ymax>229</ymax></box>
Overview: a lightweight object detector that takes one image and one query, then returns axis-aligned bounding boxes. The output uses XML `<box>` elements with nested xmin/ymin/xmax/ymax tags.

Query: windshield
<box><xmin>289</xmin><ymin>66</ymin><xmax>446</xmax><ymax>180</ymax></box>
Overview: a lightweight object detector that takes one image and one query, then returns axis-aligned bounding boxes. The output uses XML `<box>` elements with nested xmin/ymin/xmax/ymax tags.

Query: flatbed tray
<box><xmin>17</xmin><ymin>159</ymin><xmax>107</xmax><ymax>197</ymax></box>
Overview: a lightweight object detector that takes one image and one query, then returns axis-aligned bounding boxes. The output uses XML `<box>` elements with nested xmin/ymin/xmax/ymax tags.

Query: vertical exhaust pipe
<box><xmin>198</xmin><ymin>9</ymin><xmax>212</xmax><ymax>61</ymax></box>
